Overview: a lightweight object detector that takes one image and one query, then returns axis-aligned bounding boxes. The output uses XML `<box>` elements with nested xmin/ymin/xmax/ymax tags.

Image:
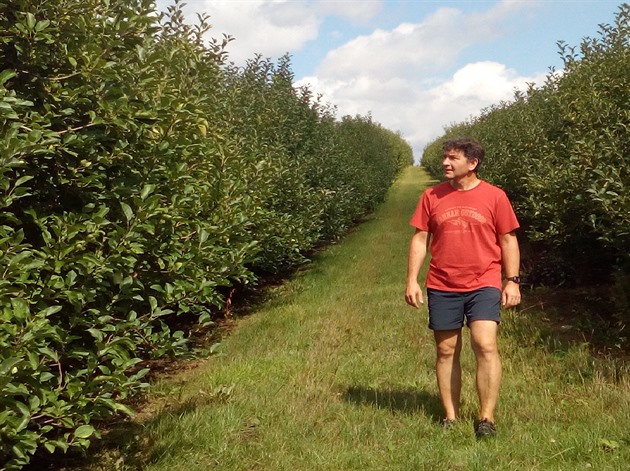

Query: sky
<box><xmin>155</xmin><ymin>0</ymin><xmax>623</xmax><ymax>160</ymax></box>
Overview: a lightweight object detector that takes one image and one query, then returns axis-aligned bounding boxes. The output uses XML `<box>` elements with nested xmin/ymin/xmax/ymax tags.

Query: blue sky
<box><xmin>291</xmin><ymin>1</ymin><xmax>618</xmax><ymax>79</ymax></box>
<box><xmin>156</xmin><ymin>0</ymin><xmax>623</xmax><ymax>158</ymax></box>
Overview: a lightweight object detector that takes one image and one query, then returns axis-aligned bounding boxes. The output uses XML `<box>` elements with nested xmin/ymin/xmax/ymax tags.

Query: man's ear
<box><xmin>469</xmin><ymin>158</ymin><xmax>479</xmax><ymax>171</ymax></box>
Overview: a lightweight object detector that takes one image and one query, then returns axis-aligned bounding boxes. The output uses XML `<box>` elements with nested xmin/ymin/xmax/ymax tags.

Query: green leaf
<box><xmin>66</xmin><ymin>270</ymin><xmax>77</xmax><ymax>286</ymax></box>
<box><xmin>112</xmin><ymin>402</ymin><xmax>135</xmax><ymax>416</ymax></box>
<box><xmin>0</xmin><ymin>357</ymin><xmax>21</xmax><ymax>375</ymax></box>
<box><xmin>38</xmin><ymin>346</ymin><xmax>59</xmax><ymax>362</ymax></box>
<box><xmin>10</xmin><ymin>298</ymin><xmax>30</xmax><ymax>319</ymax></box>
<box><xmin>15</xmin><ymin>400</ymin><xmax>30</xmax><ymax>417</ymax></box>
<box><xmin>74</xmin><ymin>424</ymin><xmax>96</xmax><ymax>439</ymax></box>
<box><xmin>25</xmin><ymin>12</ymin><xmax>36</xmax><ymax>30</ymax></box>
<box><xmin>87</xmin><ymin>328</ymin><xmax>105</xmax><ymax>342</ymax></box>
<box><xmin>38</xmin><ymin>305</ymin><xmax>63</xmax><ymax>317</ymax></box>
<box><xmin>140</xmin><ymin>184</ymin><xmax>156</xmax><ymax>200</ymax></box>
<box><xmin>149</xmin><ymin>296</ymin><xmax>158</xmax><ymax>313</ymax></box>
<box><xmin>16</xmin><ymin>414</ymin><xmax>30</xmax><ymax>432</ymax></box>
<box><xmin>121</xmin><ymin>202</ymin><xmax>133</xmax><ymax>221</ymax></box>
<box><xmin>0</xmin><ymin>69</ymin><xmax>16</xmax><ymax>85</ymax></box>
<box><xmin>14</xmin><ymin>175</ymin><xmax>34</xmax><ymax>187</ymax></box>
<box><xmin>35</xmin><ymin>19</ymin><xmax>50</xmax><ymax>32</ymax></box>
<box><xmin>9</xmin><ymin>251</ymin><xmax>33</xmax><ymax>267</ymax></box>
<box><xmin>199</xmin><ymin>228</ymin><xmax>209</xmax><ymax>244</ymax></box>
<box><xmin>135</xmin><ymin>44</ymin><xmax>145</xmax><ymax>61</ymax></box>
<box><xmin>12</xmin><ymin>444</ymin><xmax>26</xmax><ymax>459</ymax></box>
<box><xmin>39</xmin><ymin>372</ymin><xmax>55</xmax><ymax>382</ymax></box>
<box><xmin>0</xmin><ymin>102</ymin><xmax>18</xmax><ymax>119</ymax></box>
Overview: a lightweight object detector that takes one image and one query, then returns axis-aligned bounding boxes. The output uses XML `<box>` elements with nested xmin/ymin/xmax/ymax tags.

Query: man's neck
<box><xmin>449</xmin><ymin>173</ymin><xmax>480</xmax><ymax>191</ymax></box>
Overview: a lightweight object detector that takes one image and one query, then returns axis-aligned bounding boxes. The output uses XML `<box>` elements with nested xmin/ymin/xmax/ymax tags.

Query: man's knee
<box><xmin>472</xmin><ymin>339</ymin><xmax>499</xmax><ymax>358</ymax></box>
<box><xmin>435</xmin><ymin>342</ymin><xmax>461</xmax><ymax>360</ymax></box>
<box><xmin>436</xmin><ymin>344</ymin><xmax>458</xmax><ymax>360</ymax></box>
<box><xmin>435</xmin><ymin>332</ymin><xmax>462</xmax><ymax>359</ymax></box>
<box><xmin>470</xmin><ymin>321</ymin><xmax>499</xmax><ymax>356</ymax></box>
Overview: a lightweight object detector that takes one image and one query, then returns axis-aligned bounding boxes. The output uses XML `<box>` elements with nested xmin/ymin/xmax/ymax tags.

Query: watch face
<box><xmin>509</xmin><ymin>276</ymin><xmax>521</xmax><ymax>283</ymax></box>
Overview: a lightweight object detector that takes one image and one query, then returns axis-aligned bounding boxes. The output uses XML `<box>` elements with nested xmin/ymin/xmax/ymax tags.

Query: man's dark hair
<box><xmin>442</xmin><ymin>137</ymin><xmax>485</xmax><ymax>173</ymax></box>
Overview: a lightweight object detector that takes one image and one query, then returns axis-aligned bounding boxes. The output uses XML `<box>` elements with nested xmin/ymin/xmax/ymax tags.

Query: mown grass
<box><xmin>57</xmin><ymin>167</ymin><xmax>630</xmax><ymax>470</ymax></box>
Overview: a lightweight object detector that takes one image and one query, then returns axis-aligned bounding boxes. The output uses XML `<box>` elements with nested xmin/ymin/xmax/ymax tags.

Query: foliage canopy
<box><xmin>0</xmin><ymin>0</ymin><xmax>412</xmax><ymax>467</ymax></box>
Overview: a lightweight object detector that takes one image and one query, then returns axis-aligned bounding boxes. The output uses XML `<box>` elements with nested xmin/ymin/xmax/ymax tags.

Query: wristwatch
<box><xmin>506</xmin><ymin>276</ymin><xmax>521</xmax><ymax>284</ymax></box>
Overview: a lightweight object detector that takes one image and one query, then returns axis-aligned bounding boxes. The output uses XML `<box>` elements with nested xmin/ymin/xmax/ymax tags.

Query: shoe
<box><xmin>474</xmin><ymin>418</ymin><xmax>496</xmax><ymax>438</ymax></box>
<box><xmin>441</xmin><ymin>418</ymin><xmax>456</xmax><ymax>429</ymax></box>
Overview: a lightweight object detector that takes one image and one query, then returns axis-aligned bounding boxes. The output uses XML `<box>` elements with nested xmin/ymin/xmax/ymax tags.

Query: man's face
<box><xmin>442</xmin><ymin>148</ymin><xmax>477</xmax><ymax>180</ymax></box>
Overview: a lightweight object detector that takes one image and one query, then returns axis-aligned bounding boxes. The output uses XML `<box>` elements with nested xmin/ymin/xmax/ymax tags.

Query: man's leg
<box><xmin>469</xmin><ymin>320</ymin><xmax>501</xmax><ymax>422</ymax></box>
<box><xmin>434</xmin><ymin>329</ymin><xmax>463</xmax><ymax>421</ymax></box>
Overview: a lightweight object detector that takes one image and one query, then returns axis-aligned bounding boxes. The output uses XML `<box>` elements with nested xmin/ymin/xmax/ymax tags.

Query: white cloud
<box><xmin>431</xmin><ymin>62</ymin><xmax>525</xmax><ymax>105</ymax></box>
<box><xmin>314</xmin><ymin>1</ymin><xmax>535</xmax><ymax>81</ymax></box>
<box><xmin>155</xmin><ymin>0</ymin><xmax>383</xmax><ymax>65</ymax></box>
<box><xmin>204</xmin><ymin>0</ymin><xmax>320</xmax><ymax>64</ymax></box>
<box><xmin>154</xmin><ymin>0</ymin><xmax>320</xmax><ymax>64</ymax></box>
<box><xmin>298</xmin><ymin>62</ymin><xmax>545</xmax><ymax>160</ymax></box>
<box><xmin>423</xmin><ymin>62</ymin><xmax>545</xmax><ymax>140</ymax></box>
<box><xmin>316</xmin><ymin>9</ymin><xmax>466</xmax><ymax>80</ymax></box>
<box><xmin>296</xmin><ymin>1</ymin><xmax>545</xmax><ymax>159</ymax></box>
<box><xmin>316</xmin><ymin>0</ymin><xmax>383</xmax><ymax>24</ymax></box>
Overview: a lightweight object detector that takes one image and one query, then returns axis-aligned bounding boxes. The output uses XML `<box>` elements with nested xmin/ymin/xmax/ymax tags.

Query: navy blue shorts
<box><xmin>427</xmin><ymin>287</ymin><xmax>501</xmax><ymax>331</ymax></box>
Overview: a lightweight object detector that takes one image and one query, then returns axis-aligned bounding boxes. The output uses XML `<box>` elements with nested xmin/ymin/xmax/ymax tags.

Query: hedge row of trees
<box><xmin>422</xmin><ymin>4</ymin><xmax>630</xmax><ymax>320</ymax></box>
<box><xmin>0</xmin><ymin>0</ymin><xmax>412</xmax><ymax>467</ymax></box>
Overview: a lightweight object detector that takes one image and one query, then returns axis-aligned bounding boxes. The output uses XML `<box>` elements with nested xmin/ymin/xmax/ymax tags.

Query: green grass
<box><xmin>61</xmin><ymin>167</ymin><xmax>630</xmax><ymax>470</ymax></box>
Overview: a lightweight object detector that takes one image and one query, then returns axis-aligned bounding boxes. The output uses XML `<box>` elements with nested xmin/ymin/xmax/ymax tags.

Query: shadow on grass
<box><xmin>342</xmin><ymin>385</ymin><xmax>443</xmax><ymax>422</ymax></box>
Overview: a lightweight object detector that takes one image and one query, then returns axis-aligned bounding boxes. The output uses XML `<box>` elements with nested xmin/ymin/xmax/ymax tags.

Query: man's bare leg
<box><xmin>434</xmin><ymin>329</ymin><xmax>463</xmax><ymax>421</ymax></box>
<box><xmin>470</xmin><ymin>320</ymin><xmax>501</xmax><ymax>422</ymax></box>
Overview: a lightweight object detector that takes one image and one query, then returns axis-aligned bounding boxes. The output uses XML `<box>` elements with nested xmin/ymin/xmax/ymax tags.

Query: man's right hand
<box><xmin>405</xmin><ymin>282</ymin><xmax>424</xmax><ymax>308</ymax></box>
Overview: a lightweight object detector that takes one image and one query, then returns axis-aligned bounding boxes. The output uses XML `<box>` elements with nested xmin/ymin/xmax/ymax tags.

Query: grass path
<box><xmin>88</xmin><ymin>167</ymin><xmax>630</xmax><ymax>470</ymax></box>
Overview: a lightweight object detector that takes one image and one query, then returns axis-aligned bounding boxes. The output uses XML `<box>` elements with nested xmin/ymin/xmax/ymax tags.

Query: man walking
<box><xmin>405</xmin><ymin>137</ymin><xmax>521</xmax><ymax>438</ymax></box>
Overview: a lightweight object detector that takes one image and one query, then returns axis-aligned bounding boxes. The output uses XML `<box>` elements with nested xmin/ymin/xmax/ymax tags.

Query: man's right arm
<box><xmin>405</xmin><ymin>229</ymin><xmax>429</xmax><ymax>308</ymax></box>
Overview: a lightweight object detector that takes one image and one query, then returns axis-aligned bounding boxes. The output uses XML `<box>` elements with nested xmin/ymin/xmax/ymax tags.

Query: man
<box><xmin>405</xmin><ymin>137</ymin><xmax>521</xmax><ymax>438</ymax></box>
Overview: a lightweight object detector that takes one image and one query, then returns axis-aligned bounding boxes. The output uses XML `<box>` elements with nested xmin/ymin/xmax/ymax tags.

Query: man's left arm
<box><xmin>499</xmin><ymin>231</ymin><xmax>521</xmax><ymax>308</ymax></box>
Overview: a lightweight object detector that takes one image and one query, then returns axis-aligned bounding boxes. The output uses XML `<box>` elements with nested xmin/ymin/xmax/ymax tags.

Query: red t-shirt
<box><xmin>410</xmin><ymin>180</ymin><xmax>519</xmax><ymax>292</ymax></box>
